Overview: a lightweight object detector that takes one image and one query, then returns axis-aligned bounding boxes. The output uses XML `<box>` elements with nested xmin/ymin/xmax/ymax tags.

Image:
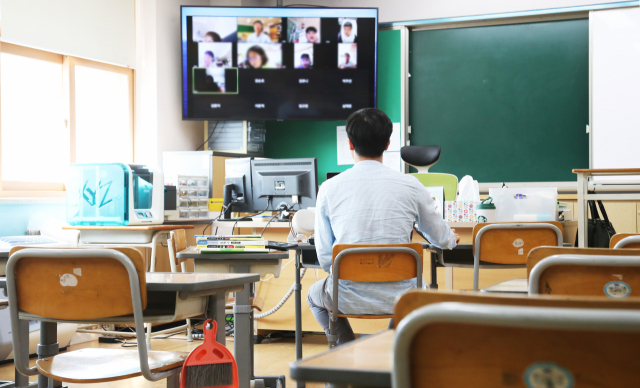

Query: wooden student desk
<box><xmin>290</xmin><ymin>329</ymin><xmax>394</xmax><ymax>387</ymax></box>
<box><xmin>176</xmin><ymin>247</ymin><xmax>290</xmax><ymax>388</ymax></box>
<box><xmin>1</xmin><ymin>272</ymin><xmax>258</xmax><ymax>388</ymax></box>
<box><xmin>573</xmin><ymin>168</ymin><xmax>640</xmax><ymax>247</ymax></box>
<box><xmin>63</xmin><ymin>225</ymin><xmax>194</xmax><ymax>272</ymax></box>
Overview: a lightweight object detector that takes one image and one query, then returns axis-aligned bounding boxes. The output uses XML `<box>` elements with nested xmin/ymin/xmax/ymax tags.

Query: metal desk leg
<box><xmin>429</xmin><ymin>251</ymin><xmax>439</xmax><ymax>290</ymax></box>
<box><xmin>232</xmin><ymin>264</ymin><xmax>252</xmax><ymax>388</ymax></box>
<box><xmin>208</xmin><ymin>292</ymin><xmax>226</xmax><ymax>346</ymax></box>
<box><xmin>38</xmin><ymin>322</ymin><xmax>61</xmax><ymax>388</ymax></box>
<box><xmin>577</xmin><ymin>172</ymin><xmax>588</xmax><ymax>248</ymax></box>
<box><xmin>149</xmin><ymin>231</ymin><xmax>168</xmax><ymax>273</ymax></box>
<box><xmin>294</xmin><ymin>250</ymin><xmax>304</xmax><ymax>388</ymax></box>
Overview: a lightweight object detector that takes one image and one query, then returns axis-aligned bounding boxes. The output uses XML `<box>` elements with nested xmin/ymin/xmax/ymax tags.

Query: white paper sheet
<box><xmin>336</xmin><ymin>125</ymin><xmax>354</xmax><ymax>165</ymax></box>
<box><xmin>337</xmin><ymin>123</ymin><xmax>402</xmax><ymax>166</ymax></box>
<box><xmin>388</xmin><ymin>122</ymin><xmax>401</xmax><ymax>152</ymax></box>
<box><xmin>382</xmin><ymin>151</ymin><xmax>402</xmax><ymax>172</ymax></box>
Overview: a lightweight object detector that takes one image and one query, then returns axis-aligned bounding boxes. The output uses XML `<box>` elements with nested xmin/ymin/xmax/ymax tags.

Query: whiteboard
<box><xmin>591</xmin><ymin>6</ymin><xmax>640</xmax><ymax>181</ymax></box>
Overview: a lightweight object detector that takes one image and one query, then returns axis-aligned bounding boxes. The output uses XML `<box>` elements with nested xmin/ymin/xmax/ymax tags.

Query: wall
<box><xmin>244</xmin><ymin>0</ymin><xmax>617</xmax><ymax>23</ymax></box>
<box><xmin>0</xmin><ymin>0</ymin><xmax>135</xmax><ymax>67</ymax></box>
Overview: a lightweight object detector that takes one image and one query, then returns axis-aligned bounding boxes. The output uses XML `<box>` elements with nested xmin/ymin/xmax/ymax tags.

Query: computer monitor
<box><xmin>223</xmin><ymin>157</ymin><xmax>254</xmax><ymax>219</ymax></box>
<box><xmin>251</xmin><ymin>158</ymin><xmax>318</xmax><ymax>215</ymax></box>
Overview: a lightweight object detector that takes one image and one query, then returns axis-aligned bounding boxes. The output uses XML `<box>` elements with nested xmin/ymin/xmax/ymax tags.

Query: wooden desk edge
<box><xmin>63</xmin><ymin>225</ymin><xmax>195</xmax><ymax>231</ymax></box>
<box><xmin>573</xmin><ymin>168</ymin><xmax>640</xmax><ymax>174</ymax></box>
<box><xmin>293</xmin><ymin>329</ymin><xmax>393</xmax><ymax>369</ymax></box>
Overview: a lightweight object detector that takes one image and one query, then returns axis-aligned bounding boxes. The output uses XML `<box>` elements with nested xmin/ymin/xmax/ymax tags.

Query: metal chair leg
<box><xmin>166</xmin><ymin>371</ymin><xmax>180</xmax><ymax>388</ymax></box>
<box><xmin>328</xmin><ymin>317</ymin><xmax>338</xmax><ymax>349</ymax></box>
<box><xmin>186</xmin><ymin>318</ymin><xmax>193</xmax><ymax>342</ymax></box>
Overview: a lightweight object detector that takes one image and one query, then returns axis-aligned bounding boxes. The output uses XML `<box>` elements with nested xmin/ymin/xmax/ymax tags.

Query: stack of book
<box><xmin>195</xmin><ymin>234</ymin><xmax>268</xmax><ymax>253</ymax></box>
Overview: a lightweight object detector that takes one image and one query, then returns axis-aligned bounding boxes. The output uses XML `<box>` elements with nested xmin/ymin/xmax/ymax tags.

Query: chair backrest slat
<box><xmin>394</xmin><ymin>302</ymin><xmax>640</xmax><ymax>388</ymax></box>
<box><xmin>169</xmin><ymin>229</ymin><xmax>188</xmax><ymax>267</ymax></box>
<box><xmin>9</xmin><ymin>247</ymin><xmax>147</xmax><ymax>320</ymax></box>
<box><xmin>332</xmin><ymin>243</ymin><xmax>423</xmax><ymax>282</ymax></box>
<box><xmin>527</xmin><ymin>247</ymin><xmax>640</xmax><ymax>298</ymax></box>
<box><xmin>611</xmin><ymin>233</ymin><xmax>640</xmax><ymax>249</ymax></box>
<box><xmin>473</xmin><ymin>221</ymin><xmax>563</xmax><ymax>265</ymax></box>
<box><xmin>393</xmin><ymin>289</ymin><xmax>640</xmax><ymax>328</ymax></box>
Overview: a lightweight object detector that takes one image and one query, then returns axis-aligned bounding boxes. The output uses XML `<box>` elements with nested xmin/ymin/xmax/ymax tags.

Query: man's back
<box><xmin>314</xmin><ymin>160</ymin><xmax>455</xmax><ymax>314</ymax></box>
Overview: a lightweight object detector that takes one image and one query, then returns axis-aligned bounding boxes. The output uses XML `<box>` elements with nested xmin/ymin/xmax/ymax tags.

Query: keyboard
<box><xmin>0</xmin><ymin>236</ymin><xmax>60</xmax><ymax>245</ymax></box>
<box><xmin>266</xmin><ymin>241</ymin><xmax>298</xmax><ymax>251</ymax></box>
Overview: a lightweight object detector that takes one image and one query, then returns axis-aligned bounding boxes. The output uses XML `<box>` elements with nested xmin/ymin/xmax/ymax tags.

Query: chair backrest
<box><xmin>473</xmin><ymin>222</ymin><xmax>563</xmax><ymax>265</ymax></box>
<box><xmin>410</xmin><ymin>173</ymin><xmax>458</xmax><ymax>201</ymax></box>
<box><xmin>393</xmin><ymin>289</ymin><xmax>640</xmax><ymax>328</ymax></box>
<box><xmin>331</xmin><ymin>243</ymin><xmax>423</xmax><ymax>283</ymax></box>
<box><xmin>168</xmin><ymin>229</ymin><xmax>188</xmax><ymax>270</ymax></box>
<box><xmin>610</xmin><ymin>233</ymin><xmax>640</xmax><ymax>249</ymax></box>
<box><xmin>7</xmin><ymin>247</ymin><xmax>147</xmax><ymax>320</ymax></box>
<box><xmin>527</xmin><ymin>246</ymin><xmax>640</xmax><ymax>278</ymax></box>
<box><xmin>392</xmin><ymin>302</ymin><xmax>640</xmax><ymax>388</ymax></box>
<box><xmin>527</xmin><ymin>249</ymin><xmax>640</xmax><ymax>298</ymax></box>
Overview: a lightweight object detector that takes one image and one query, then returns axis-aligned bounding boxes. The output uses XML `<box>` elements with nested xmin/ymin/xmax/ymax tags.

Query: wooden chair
<box><xmin>392</xmin><ymin>300</ymin><xmax>640</xmax><ymax>388</ymax></box>
<box><xmin>472</xmin><ymin>222</ymin><xmax>563</xmax><ymax>291</ymax></box>
<box><xmin>6</xmin><ymin>247</ymin><xmax>186</xmax><ymax>387</ymax></box>
<box><xmin>526</xmin><ymin>246</ymin><xmax>640</xmax><ymax>298</ymax></box>
<box><xmin>610</xmin><ymin>233</ymin><xmax>640</xmax><ymax>249</ymax></box>
<box><xmin>328</xmin><ymin>243</ymin><xmax>423</xmax><ymax>348</ymax></box>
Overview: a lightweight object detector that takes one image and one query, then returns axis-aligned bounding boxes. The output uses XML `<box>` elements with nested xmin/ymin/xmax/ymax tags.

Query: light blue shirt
<box><xmin>314</xmin><ymin>160</ymin><xmax>457</xmax><ymax>315</ymax></box>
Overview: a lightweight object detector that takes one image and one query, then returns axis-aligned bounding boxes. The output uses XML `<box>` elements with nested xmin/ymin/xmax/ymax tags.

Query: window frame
<box><xmin>0</xmin><ymin>42</ymin><xmax>135</xmax><ymax>197</ymax></box>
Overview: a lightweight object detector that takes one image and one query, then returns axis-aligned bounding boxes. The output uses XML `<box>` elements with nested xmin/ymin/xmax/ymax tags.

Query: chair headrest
<box><xmin>400</xmin><ymin>146</ymin><xmax>441</xmax><ymax>167</ymax></box>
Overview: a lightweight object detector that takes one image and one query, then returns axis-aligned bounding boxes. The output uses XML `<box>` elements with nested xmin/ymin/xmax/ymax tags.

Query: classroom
<box><xmin>0</xmin><ymin>0</ymin><xmax>639</xmax><ymax>387</ymax></box>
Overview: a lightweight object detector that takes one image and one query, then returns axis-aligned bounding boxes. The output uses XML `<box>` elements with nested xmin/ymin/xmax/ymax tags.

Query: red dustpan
<box><xmin>180</xmin><ymin>319</ymin><xmax>239</xmax><ymax>388</ymax></box>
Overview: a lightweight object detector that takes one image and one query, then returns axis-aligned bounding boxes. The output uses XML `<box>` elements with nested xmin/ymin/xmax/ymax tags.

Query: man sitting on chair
<box><xmin>308</xmin><ymin>108</ymin><xmax>459</xmax><ymax>346</ymax></box>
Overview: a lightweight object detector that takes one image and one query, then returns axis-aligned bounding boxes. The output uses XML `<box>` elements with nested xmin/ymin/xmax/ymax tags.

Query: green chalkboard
<box><xmin>264</xmin><ymin>29</ymin><xmax>402</xmax><ymax>184</ymax></box>
<box><xmin>409</xmin><ymin>19</ymin><xmax>589</xmax><ymax>182</ymax></box>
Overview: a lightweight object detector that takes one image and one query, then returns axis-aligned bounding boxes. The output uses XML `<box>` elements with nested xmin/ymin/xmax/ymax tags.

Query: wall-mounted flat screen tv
<box><xmin>181</xmin><ymin>6</ymin><xmax>378</xmax><ymax>120</ymax></box>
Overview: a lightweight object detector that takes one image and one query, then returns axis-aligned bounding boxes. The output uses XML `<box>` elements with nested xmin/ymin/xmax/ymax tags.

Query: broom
<box><xmin>180</xmin><ymin>319</ymin><xmax>239</xmax><ymax>388</ymax></box>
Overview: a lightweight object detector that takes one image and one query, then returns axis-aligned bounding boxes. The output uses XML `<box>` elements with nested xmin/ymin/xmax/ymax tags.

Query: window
<box><xmin>73</xmin><ymin>58</ymin><xmax>133</xmax><ymax>164</ymax></box>
<box><xmin>0</xmin><ymin>42</ymin><xmax>134</xmax><ymax>197</ymax></box>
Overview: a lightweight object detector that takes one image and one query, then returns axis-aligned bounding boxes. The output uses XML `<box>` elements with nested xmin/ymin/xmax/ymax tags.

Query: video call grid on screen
<box><xmin>181</xmin><ymin>7</ymin><xmax>378</xmax><ymax>120</ymax></box>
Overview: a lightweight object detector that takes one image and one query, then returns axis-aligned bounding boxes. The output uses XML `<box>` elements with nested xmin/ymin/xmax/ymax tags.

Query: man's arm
<box><xmin>416</xmin><ymin>185</ymin><xmax>457</xmax><ymax>250</ymax></box>
<box><xmin>314</xmin><ymin>186</ymin><xmax>335</xmax><ymax>273</ymax></box>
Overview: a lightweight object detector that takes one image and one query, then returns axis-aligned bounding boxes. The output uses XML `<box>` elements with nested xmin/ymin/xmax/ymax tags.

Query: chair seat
<box><xmin>225</xmin><ymin>296</ymin><xmax>264</xmax><ymax>312</ymax></box>
<box><xmin>36</xmin><ymin>348</ymin><xmax>188</xmax><ymax>383</ymax></box>
<box><xmin>338</xmin><ymin>314</ymin><xmax>393</xmax><ymax>319</ymax></box>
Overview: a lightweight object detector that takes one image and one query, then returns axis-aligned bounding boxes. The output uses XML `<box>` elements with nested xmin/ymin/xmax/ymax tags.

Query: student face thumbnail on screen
<box><xmin>193</xmin><ymin>67</ymin><xmax>234</xmax><ymax>94</ymax></box>
<box><xmin>237</xmin><ymin>17</ymin><xmax>282</xmax><ymax>43</ymax></box>
<box><xmin>192</xmin><ymin>17</ymin><xmax>238</xmax><ymax>42</ymax></box>
<box><xmin>338</xmin><ymin>18</ymin><xmax>358</xmax><ymax>43</ymax></box>
<box><xmin>338</xmin><ymin>43</ymin><xmax>357</xmax><ymax>69</ymax></box>
<box><xmin>238</xmin><ymin>43</ymin><xmax>283</xmax><ymax>69</ymax></box>
<box><xmin>198</xmin><ymin>43</ymin><xmax>232</xmax><ymax>68</ymax></box>
<box><xmin>287</xmin><ymin>17</ymin><xmax>321</xmax><ymax>44</ymax></box>
<box><xmin>294</xmin><ymin>44</ymin><xmax>313</xmax><ymax>69</ymax></box>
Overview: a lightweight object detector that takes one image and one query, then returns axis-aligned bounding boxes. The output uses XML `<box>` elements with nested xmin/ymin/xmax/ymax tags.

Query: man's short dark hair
<box><xmin>254</xmin><ymin>20</ymin><xmax>263</xmax><ymax>25</ymax></box>
<box><xmin>344</xmin><ymin>22</ymin><xmax>352</xmax><ymax>28</ymax></box>
<box><xmin>205</xmin><ymin>51</ymin><xmax>214</xmax><ymax>58</ymax></box>
<box><xmin>345</xmin><ymin>108</ymin><xmax>393</xmax><ymax>158</ymax></box>
<box><xmin>301</xmin><ymin>53</ymin><xmax>310</xmax><ymax>59</ymax></box>
<box><xmin>306</xmin><ymin>26</ymin><xmax>317</xmax><ymax>33</ymax></box>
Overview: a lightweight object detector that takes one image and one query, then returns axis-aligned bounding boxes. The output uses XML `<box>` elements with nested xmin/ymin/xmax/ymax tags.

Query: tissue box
<box><xmin>445</xmin><ymin>201</ymin><xmax>477</xmax><ymax>223</ymax></box>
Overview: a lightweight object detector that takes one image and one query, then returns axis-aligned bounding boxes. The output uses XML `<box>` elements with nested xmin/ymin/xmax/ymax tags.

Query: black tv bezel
<box><xmin>180</xmin><ymin>5</ymin><xmax>379</xmax><ymax>121</ymax></box>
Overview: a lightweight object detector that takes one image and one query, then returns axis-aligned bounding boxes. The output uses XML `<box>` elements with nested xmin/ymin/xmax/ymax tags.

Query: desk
<box><xmin>290</xmin><ymin>329</ymin><xmax>393</xmax><ymax>387</ymax></box>
<box><xmin>574</xmin><ymin>168</ymin><xmax>640</xmax><ymax>247</ymax></box>
<box><xmin>480</xmin><ymin>278</ymin><xmax>528</xmax><ymax>293</ymax></box>
<box><xmin>1</xmin><ymin>272</ymin><xmax>258</xmax><ymax>388</ymax></box>
<box><xmin>63</xmin><ymin>225</ymin><xmax>194</xmax><ymax>272</ymax></box>
<box><xmin>176</xmin><ymin>247</ymin><xmax>290</xmax><ymax>388</ymax></box>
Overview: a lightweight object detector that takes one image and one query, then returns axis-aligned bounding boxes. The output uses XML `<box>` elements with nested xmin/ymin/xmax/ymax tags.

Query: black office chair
<box><xmin>400</xmin><ymin>145</ymin><xmax>457</xmax><ymax>201</ymax></box>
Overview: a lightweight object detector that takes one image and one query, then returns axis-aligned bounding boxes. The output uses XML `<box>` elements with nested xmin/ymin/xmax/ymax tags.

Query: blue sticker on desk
<box><xmin>604</xmin><ymin>281</ymin><xmax>631</xmax><ymax>299</ymax></box>
<box><xmin>525</xmin><ymin>362</ymin><xmax>574</xmax><ymax>388</ymax></box>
